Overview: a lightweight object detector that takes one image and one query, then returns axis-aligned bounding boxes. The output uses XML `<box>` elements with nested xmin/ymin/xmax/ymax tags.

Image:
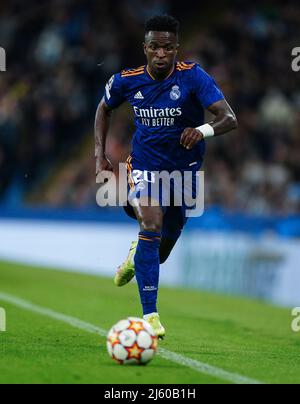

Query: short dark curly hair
<box><xmin>145</xmin><ymin>15</ymin><xmax>180</xmax><ymax>36</ymax></box>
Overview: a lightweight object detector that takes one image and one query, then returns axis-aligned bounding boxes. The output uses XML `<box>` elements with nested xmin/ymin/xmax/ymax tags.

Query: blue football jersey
<box><xmin>104</xmin><ymin>62</ymin><xmax>224</xmax><ymax>171</ymax></box>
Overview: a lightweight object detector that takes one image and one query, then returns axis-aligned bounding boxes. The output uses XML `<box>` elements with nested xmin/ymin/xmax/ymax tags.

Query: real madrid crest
<box><xmin>170</xmin><ymin>85</ymin><xmax>181</xmax><ymax>101</ymax></box>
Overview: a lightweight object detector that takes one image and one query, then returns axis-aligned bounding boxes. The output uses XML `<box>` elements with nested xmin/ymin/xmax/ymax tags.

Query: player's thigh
<box><xmin>133</xmin><ymin>197</ymin><xmax>164</xmax><ymax>233</ymax></box>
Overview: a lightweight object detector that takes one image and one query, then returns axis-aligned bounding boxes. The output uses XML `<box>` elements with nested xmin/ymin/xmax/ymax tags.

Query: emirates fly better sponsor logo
<box><xmin>133</xmin><ymin>106</ymin><xmax>182</xmax><ymax>127</ymax></box>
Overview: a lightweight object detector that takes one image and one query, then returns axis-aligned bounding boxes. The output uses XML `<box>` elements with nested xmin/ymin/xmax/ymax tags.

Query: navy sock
<box><xmin>134</xmin><ymin>231</ymin><xmax>161</xmax><ymax>316</ymax></box>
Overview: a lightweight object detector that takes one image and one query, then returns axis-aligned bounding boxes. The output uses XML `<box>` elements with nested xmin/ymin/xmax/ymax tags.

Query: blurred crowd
<box><xmin>0</xmin><ymin>0</ymin><xmax>300</xmax><ymax>215</ymax></box>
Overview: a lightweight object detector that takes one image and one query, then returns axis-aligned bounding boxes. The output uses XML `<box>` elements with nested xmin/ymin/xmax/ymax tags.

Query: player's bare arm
<box><xmin>180</xmin><ymin>99</ymin><xmax>238</xmax><ymax>150</ymax></box>
<box><xmin>95</xmin><ymin>98</ymin><xmax>114</xmax><ymax>175</ymax></box>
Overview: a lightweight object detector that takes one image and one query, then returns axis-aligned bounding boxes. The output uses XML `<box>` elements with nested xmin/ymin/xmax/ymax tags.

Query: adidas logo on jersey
<box><xmin>134</xmin><ymin>91</ymin><xmax>144</xmax><ymax>100</ymax></box>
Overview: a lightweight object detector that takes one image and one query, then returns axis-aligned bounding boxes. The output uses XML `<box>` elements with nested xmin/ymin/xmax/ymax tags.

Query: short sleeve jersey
<box><xmin>104</xmin><ymin>62</ymin><xmax>224</xmax><ymax>171</ymax></box>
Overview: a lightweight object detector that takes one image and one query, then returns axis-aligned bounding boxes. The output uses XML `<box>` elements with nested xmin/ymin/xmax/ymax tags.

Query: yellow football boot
<box><xmin>144</xmin><ymin>313</ymin><xmax>166</xmax><ymax>340</ymax></box>
<box><xmin>114</xmin><ymin>241</ymin><xmax>137</xmax><ymax>287</ymax></box>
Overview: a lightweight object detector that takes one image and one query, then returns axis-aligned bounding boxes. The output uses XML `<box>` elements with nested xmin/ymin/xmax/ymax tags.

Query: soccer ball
<box><xmin>107</xmin><ymin>317</ymin><xmax>158</xmax><ymax>365</ymax></box>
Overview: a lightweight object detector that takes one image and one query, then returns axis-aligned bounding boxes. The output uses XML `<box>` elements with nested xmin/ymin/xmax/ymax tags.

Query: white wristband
<box><xmin>196</xmin><ymin>123</ymin><xmax>215</xmax><ymax>139</ymax></box>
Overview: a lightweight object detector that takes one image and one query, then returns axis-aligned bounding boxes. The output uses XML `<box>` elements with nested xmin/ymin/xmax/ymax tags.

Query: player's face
<box><xmin>144</xmin><ymin>31</ymin><xmax>179</xmax><ymax>78</ymax></box>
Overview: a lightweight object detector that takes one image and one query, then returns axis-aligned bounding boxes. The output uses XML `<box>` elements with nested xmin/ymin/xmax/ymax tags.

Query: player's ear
<box><xmin>143</xmin><ymin>42</ymin><xmax>147</xmax><ymax>55</ymax></box>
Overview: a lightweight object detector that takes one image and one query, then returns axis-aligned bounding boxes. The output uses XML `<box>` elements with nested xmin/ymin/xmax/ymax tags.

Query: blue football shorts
<box><xmin>123</xmin><ymin>156</ymin><xmax>203</xmax><ymax>240</ymax></box>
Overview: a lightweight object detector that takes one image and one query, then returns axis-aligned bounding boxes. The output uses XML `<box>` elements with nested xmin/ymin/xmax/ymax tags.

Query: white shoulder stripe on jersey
<box><xmin>105</xmin><ymin>75</ymin><xmax>115</xmax><ymax>101</ymax></box>
<box><xmin>105</xmin><ymin>84</ymin><xmax>111</xmax><ymax>100</ymax></box>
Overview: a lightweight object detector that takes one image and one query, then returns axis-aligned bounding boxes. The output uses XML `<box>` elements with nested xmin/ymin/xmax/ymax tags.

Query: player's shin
<box><xmin>134</xmin><ymin>231</ymin><xmax>161</xmax><ymax>316</ymax></box>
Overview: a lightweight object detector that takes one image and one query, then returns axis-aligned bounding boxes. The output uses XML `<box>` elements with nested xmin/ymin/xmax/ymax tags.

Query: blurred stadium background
<box><xmin>1</xmin><ymin>0</ymin><xmax>300</xmax><ymax>307</ymax></box>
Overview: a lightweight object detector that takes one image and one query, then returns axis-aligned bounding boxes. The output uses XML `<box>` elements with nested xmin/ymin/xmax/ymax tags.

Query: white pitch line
<box><xmin>0</xmin><ymin>292</ymin><xmax>262</xmax><ymax>385</ymax></box>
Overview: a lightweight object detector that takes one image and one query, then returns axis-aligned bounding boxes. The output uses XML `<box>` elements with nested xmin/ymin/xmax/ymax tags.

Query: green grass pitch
<box><xmin>0</xmin><ymin>261</ymin><xmax>299</xmax><ymax>384</ymax></box>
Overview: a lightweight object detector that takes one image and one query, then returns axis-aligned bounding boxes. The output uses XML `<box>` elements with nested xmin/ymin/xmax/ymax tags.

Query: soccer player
<box><xmin>95</xmin><ymin>15</ymin><xmax>237</xmax><ymax>338</ymax></box>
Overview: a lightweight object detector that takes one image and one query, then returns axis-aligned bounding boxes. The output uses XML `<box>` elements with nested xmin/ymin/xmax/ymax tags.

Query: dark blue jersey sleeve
<box><xmin>193</xmin><ymin>65</ymin><xmax>224</xmax><ymax>108</ymax></box>
<box><xmin>104</xmin><ymin>73</ymin><xmax>126</xmax><ymax>109</ymax></box>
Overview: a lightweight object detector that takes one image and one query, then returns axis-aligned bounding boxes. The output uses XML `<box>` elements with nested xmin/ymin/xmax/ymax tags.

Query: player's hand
<box><xmin>98</xmin><ymin>156</ymin><xmax>113</xmax><ymax>174</ymax></box>
<box><xmin>96</xmin><ymin>155</ymin><xmax>114</xmax><ymax>182</ymax></box>
<box><xmin>180</xmin><ymin>128</ymin><xmax>204</xmax><ymax>150</ymax></box>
